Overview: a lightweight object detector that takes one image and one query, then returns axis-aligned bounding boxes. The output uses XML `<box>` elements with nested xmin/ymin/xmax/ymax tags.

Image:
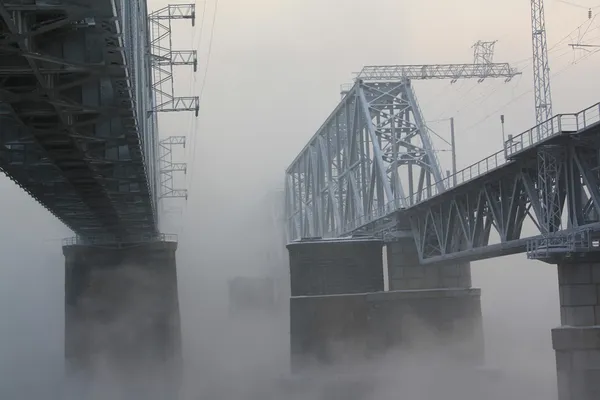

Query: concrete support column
<box><xmin>287</xmin><ymin>237</ymin><xmax>483</xmax><ymax>372</ymax></box>
<box><xmin>386</xmin><ymin>238</ymin><xmax>472</xmax><ymax>290</ymax></box>
<box><xmin>287</xmin><ymin>238</ymin><xmax>384</xmax><ymax>296</ymax></box>
<box><xmin>553</xmin><ymin>263</ymin><xmax>600</xmax><ymax>400</ymax></box>
<box><xmin>287</xmin><ymin>238</ymin><xmax>384</xmax><ymax>372</ymax></box>
<box><xmin>385</xmin><ymin>238</ymin><xmax>483</xmax><ymax>365</ymax></box>
<box><xmin>63</xmin><ymin>240</ymin><xmax>181</xmax><ymax>397</ymax></box>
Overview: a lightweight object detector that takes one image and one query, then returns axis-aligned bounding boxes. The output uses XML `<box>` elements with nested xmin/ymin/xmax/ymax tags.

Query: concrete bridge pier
<box><xmin>63</xmin><ymin>239</ymin><xmax>181</xmax><ymax>398</ymax></box>
<box><xmin>553</xmin><ymin>262</ymin><xmax>600</xmax><ymax>400</ymax></box>
<box><xmin>287</xmin><ymin>237</ymin><xmax>484</xmax><ymax>374</ymax></box>
<box><xmin>385</xmin><ymin>238</ymin><xmax>484</xmax><ymax>365</ymax></box>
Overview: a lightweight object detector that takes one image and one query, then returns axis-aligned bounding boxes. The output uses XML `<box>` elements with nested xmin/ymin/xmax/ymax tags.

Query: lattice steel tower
<box><xmin>530</xmin><ymin>0</ymin><xmax>562</xmax><ymax>235</ymax></box>
<box><xmin>149</xmin><ymin>4</ymin><xmax>198</xmax><ymax>202</ymax></box>
<box><xmin>531</xmin><ymin>0</ymin><xmax>553</xmax><ymax>128</ymax></box>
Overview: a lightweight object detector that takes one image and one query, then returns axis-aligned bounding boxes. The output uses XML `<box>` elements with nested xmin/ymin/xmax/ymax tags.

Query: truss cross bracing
<box><xmin>149</xmin><ymin>4</ymin><xmax>199</xmax><ymax>116</ymax></box>
<box><xmin>408</xmin><ymin>118</ymin><xmax>600</xmax><ymax>264</ymax></box>
<box><xmin>286</xmin><ymin>80</ymin><xmax>444</xmax><ymax>240</ymax></box>
<box><xmin>288</xmin><ymin>95</ymin><xmax>600</xmax><ymax>265</ymax></box>
<box><xmin>159</xmin><ymin>136</ymin><xmax>188</xmax><ymax>199</ymax></box>
<box><xmin>473</xmin><ymin>41</ymin><xmax>498</xmax><ymax>65</ymax></box>
<box><xmin>0</xmin><ymin>0</ymin><xmax>160</xmax><ymax>238</ymax></box>
<box><xmin>356</xmin><ymin>63</ymin><xmax>521</xmax><ymax>83</ymax></box>
<box><xmin>531</xmin><ymin>0</ymin><xmax>553</xmax><ymax>133</ymax></box>
<box><xmin>287</xmin><ymin>54</ymin><xmax>521</xmax><ymax>241</ymax></box>
<box><xmin>149</xmin><ymin>3</ymin><xmax>199</xmax><ymax>206</ymax></box>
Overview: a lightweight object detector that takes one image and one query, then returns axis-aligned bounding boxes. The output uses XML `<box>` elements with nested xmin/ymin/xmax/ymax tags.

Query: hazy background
<box><xmin>1</xmin><ymin>0</ymin><xmax>599</xmax><ymax>397</ymax></box>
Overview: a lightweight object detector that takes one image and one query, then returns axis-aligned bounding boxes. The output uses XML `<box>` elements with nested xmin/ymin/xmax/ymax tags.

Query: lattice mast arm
<box><xmin>356</xmin><ymin>63</ymin><xmax>521</xmax><ymax>82</ymax></box>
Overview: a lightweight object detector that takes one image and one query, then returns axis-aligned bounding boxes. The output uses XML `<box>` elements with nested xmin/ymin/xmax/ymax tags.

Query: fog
<box><xmin>1</xmin><ymin>0</ymin><xmax>597</xmax><ymax>398</ymax></box>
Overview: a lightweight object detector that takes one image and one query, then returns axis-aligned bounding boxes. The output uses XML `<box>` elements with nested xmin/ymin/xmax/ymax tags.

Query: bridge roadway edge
<box><xmin>62</xmin><ymin>240</ymin><xmax>182</xmax><ymax>396</ymax></box>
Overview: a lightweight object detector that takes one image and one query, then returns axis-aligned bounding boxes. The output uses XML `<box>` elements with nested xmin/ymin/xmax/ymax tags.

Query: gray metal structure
<box><xmin>286</xmin><ymin>54</ymin><xmax>520</xmax><ymax>241</ymax></box>
<box><xmin>0</xmin><ymin>1</ymin><xmax>194</xmax><ymax>239</ymax></box>
<box><xmin>149</xmin><ymin>4</ymin><xmax>198</xmax><ymax>115</ymax></box>
<box><xmin>357</xmin><ymin>63</ymin><xmax>520</xmax><ymax>83</ymax></box>
<box><xmin>149</xmin><ymin>4</ymin><xmax>197</xmax><ymax>201</ymax></box>
<box><xmin>159</xmin><ymin>136</ymin><xmax>188</xmax><ymax>199</ymax></box>
<box><xmin>0</xmin><ymin>0</ymin><xmax>159</xmax><ymax>237</ymax></box>
<box><xmin>473</xmin><ymin>40</ymin><xmax>497</xmax><ymax>66</ymax></box>
<box><xmin>531</xmin><ymin>0</ymin><xmax>553</xmax><ymax>128</ymax></box>
<box><xmin>287</xmin><ymin>91</ymin><xmax>600</xmax><ymax>264</ymax></box>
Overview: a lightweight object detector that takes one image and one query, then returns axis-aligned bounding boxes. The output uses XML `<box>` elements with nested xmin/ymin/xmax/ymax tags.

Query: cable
<box><xmin>459</xmin><ymin>49</ymin><xmax>600</xmax><ymax>135</ymax></box>
<box><xmin>556</xmin><ymin>0</ymin><xmax>600</xmax><ymax>10</ymax></box>
<box><xmin>181</xmin><ymin>0</ymin><xmax>219</xmax><ymax>235</ymax></box>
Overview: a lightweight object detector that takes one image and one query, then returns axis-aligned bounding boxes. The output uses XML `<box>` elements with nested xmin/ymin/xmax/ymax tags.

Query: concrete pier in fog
<box><xmin>63</xmin><ymin>239</ymin><xmax>181</xmax><ymax>397</ymax></box>
<box><xmin>287</xmin><ymin>237</ymin><xmax>484</xmax><ymax>373</ymax></box>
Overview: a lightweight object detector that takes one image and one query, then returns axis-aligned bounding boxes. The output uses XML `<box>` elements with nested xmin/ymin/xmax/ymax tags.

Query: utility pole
<box><xmin>450</xmin><ymin>117</ymin><xmax>457</xmax><ymax>186</ymax></box>
<box><xmin>531</xmin><ymin>0</ymin><xmax>553</xmax><ymax>134</ymax></box>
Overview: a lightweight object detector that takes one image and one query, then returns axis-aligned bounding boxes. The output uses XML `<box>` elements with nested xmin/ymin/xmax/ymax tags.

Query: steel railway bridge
<box><xmin>285</xmin><ymin>55</ymin><xmax>600</xmax><ymax>400</ymax></box>
<box><xmin>285</xmin><ymin>77</ymin><xmax>600</xmax><ymax>265</ymax></box>
<box><xmin>0</xmin><ymin>0</ymin><xmax>196</xmax><ymax>243</ymax></box>
<box><xmin>0</xmin><ymin>1</ymin><xmax>197</xmax><ymax>394</ymax></box>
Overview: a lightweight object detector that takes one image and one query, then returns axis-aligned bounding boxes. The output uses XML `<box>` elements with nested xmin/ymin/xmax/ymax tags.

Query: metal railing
<box><xmin>526</xmin><ymin>228</ymin><xmax>594</xmax><ymax>260</ymax></box>
<box><xmin>62</xmin><ymin>233</ymin><xmax>178</xmax><ymax>247</ymax></box>
<box><xmin>333</xmin><ymin>102</ymin><xmax>600</xmax><ymax>236</ymax></box>
<box><xmin>506</xmin><ymin>102</ymin><xmax>600</xmax><ymax>157</ymax></box>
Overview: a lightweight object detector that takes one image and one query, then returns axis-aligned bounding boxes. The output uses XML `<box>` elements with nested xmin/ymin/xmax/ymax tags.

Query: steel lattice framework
<box><xmin>357</xmin><ymin>63</ymin><xmax>520</xmax><ymax>83</ymax></box>
<box><xmin>531</xmin><ymin>0</ymin><xmax>553</xmax><ymax>129</ymax></box>
<box><xmin>159</xmin><ymin>136</ymin><xmax>187</xmax><ymax>199</ymax></box>
<box><xmin>286</xmin><ymin>80</ymin><xmax>443</xmax><ymax>239</ymax></box>
<box><xmin>0</xmin><ymin>0</ymin><xmax>159</xmax><ymax>237</ymax></box>
<box><xmin>149</xmin><ymin>4</ymin><xmax>199</xmax><ymax>115</ymax></box>
<box><xmin>287</xmin><ymin>51</ymin><xmax>521</xmax><ymax>240</ymax></box>
<box><xmin>408</xmin><ymin>114</ymin><xmax>600</xmax><ymax>264</ymax></box>
<box><xmin>149</xmin><ymin>4</ymin><xmax>198</xmax><ymax>202</ymax></box>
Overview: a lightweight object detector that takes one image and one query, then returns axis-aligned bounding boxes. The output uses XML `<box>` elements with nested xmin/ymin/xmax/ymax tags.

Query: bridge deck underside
<box><xmin>0</xmin><ymin>0</ymin><xmax>157</xmax><ymax>237</ymax></box>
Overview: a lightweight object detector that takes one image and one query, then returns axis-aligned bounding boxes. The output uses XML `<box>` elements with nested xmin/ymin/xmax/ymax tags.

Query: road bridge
<box><xmin>0</xmin><ymin>1</ymin><xmax>196</xmax><ymax>395</ymax></box>
<box><xmin>285</xmin><ymin>77</ymin><xmax>600</xmax><ymax>399</ymax></box>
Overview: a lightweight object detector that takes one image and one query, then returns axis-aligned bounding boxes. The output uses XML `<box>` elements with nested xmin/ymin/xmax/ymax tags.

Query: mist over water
<box><xmin>173</xmin><ymin>240</ymin><xmax>560</xmax><ymax>400</ymax></box>
<box><xmin>0</xmin><ymin>199</ymin><xmax>561</xmax><ymax>399</ymax></box>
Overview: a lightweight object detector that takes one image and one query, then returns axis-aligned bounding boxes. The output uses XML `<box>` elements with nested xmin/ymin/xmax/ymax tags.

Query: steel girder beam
<box><xmin>149</xmin><ymin>4</ymin><xmax>195</xmax><ymax>22</ymax></box>
<box><xmin>285</xmin><ymin>80</ymin><xmax>442</xmax><ymax>240</ymax></box>
<box><xmin>406</xmin><ymin>136</ymin><xmax>600</xmax><ymax>263</ymax></box>
<box><xmin>0</xmin><ymin>0</ymin><xmax>159</xmax><ymax>236</ymax></box>
<box><xmin>357</xmin><ymin>63</ymin><xmax>521</xmax><ymax>82</ymax></box>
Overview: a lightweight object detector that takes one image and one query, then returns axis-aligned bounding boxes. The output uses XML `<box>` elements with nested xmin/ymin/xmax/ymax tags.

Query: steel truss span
<box><xmin>408</xmin><ymin>136</ymin><xmax>600</xmax><ymax>264</ymax></box>
<box><xmin>287</xmin><ymin>94</ymin><xmax>600</xmax><ymax>264</ymax></box>
<box><xmin>285</xmin><ymin>80</ymin><xmax>443</xmax><ymax>240</ymax></box>
<box><xmin>0</xmin><ymin>0</ymin><xmax>158</xmax><ymax>237</ymax></box>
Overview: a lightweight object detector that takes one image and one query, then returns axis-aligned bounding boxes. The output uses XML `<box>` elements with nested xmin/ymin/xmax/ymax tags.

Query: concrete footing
<box><xmin>287</xmin><ymin>237</ymin><xmax>484</xmax><ymax>373</ymax></box>
<box><xmin>290</xmin><ymin>288</ymin><xmax>484</xmax><ymax>372</ymax></box>
<box><xmin>63</xmin><ymin>240</ymin><xmax>181</xmax><ymax>396</ymax></box>
<box><xmin>553</xmin><ymin>262</ymin><xmax>600</xmax><ymax>400</ymax></box>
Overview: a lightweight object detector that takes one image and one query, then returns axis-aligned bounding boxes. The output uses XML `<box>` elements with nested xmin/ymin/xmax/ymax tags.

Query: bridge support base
<box><xmin>287</xmin><ymin>238</ymin><xmax>483</xmax><ymax>373</ymax></box>
<box><xmin>384</xmin><ymin>239</ymin><xmax>484</xmax><ymax>363</ymax></box>
<box><xmin>62</xmin><ymin>240</ymin><xmax>181</xmax><ymax>397</ymax></box>
<box><xmin>287</xmin><ymin>238</ymin><xmax>384</xmax><ymax>296</ymax></box>
<box><xmin>553</xmin><ymin>262</ymin><xmax>600</xmax><ymax>400</ymax></box>
<box><xmin>386</xmin><ymin>239</ymin><xmax>472</xmax><ymax>290</ymax></box>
